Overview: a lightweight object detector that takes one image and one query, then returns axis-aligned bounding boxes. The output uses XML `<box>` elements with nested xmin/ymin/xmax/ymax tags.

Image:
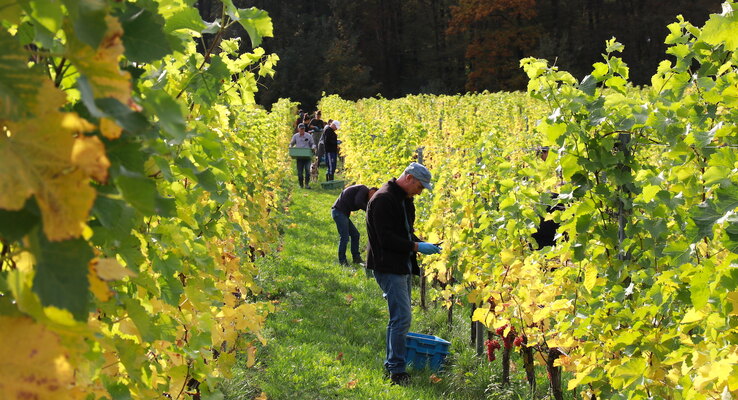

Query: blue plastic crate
<box><xmin>405</xmin><ymin>332</ymin><xmax>450</xmax><ymax>371</ymax></box>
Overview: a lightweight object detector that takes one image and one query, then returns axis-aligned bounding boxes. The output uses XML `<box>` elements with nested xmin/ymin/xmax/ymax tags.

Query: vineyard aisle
<box><xmin>222</xmin><ymin>183</ymin><xmax>466</xmax><ymax>400</ymax></box>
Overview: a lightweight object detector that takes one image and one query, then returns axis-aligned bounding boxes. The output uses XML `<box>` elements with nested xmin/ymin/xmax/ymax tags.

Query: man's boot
<box><xmin>326</xmin><ymin>173</ymin><xmax>331</xmax><ymax>181</ymax></box>
<box><xmin>298</xmin><ymin>178</ymin><xmax>303</xmax><ymax>188</ymax></box>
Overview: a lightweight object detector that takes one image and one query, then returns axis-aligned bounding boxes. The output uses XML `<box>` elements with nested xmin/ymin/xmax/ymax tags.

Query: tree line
<box><xmin>195</xmin><ymin>0</ymin><xmax>722</xmax><ymax>109</ymax></box>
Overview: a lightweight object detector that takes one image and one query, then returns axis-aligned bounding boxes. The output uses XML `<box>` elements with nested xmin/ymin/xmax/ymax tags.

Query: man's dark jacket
<box><xmin>323</xmin><ymin>126</ymin><xmax>338</xmax><ymax>153</ymax></box>
<box><xmin>366</xmin><ymin>178</ymin><xmax>420</xmax><ymax>275</ymax></box>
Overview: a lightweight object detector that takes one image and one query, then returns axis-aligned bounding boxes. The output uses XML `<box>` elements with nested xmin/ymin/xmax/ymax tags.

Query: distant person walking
<box><xmin>289</xmin><ymin>123</ymin><xmax>316</xmax><ymax>188</ymax></box>
<box><xmin>366</xmin><ymin>162</ymin><xmax>441</xmax><ymax>385</ymax></box>
<box><xmin>331</xmin><ymin>184</ymin><xmax>378</xmax><ymax>266</ymax></box>
<box><xmin>323</xmin><ymin>120</ymin><xmax>340</xmax><ymax>181</ymax></box>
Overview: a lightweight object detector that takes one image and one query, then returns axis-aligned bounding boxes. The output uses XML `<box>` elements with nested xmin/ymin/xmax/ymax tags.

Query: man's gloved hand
<box><xmin>417</xmin><ymin>242</ymin><xmax>441</xmax><ymax>255</ymax></box>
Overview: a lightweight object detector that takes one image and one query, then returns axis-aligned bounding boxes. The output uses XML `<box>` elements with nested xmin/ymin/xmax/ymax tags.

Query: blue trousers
<box><xmin>326</xmin><ymin>152</ymin><xmax>338</xmax><ymax>178</ymax></box>
<box><xmin>331</xmin><ymin>208</ymin><xmax>360</xmax><ymax>263</ymax></box>
<box><xmin>373</xmin><ymin>271</ymin><xmax>412</xmax><ymax>374</ymax></box>
<box><xmin>296</xmin><ymin>158</ymin><xmax>311</xmax><ymax>186</ymax></box>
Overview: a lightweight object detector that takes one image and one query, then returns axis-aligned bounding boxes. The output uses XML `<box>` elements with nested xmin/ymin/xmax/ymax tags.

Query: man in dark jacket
<box><xmin>366</xmin><ymin>162</ymin><xmax>441</xmax><ymax>385</ymax></box>
<box><xmin>331</xmin><ymin>184</ymin><xmax>378</xmax><ymax>266</ymax></box>
<box><xmin>323</xmin><ymin>120</ymin><xmax>339</xmax><ymax>181</ymax></box>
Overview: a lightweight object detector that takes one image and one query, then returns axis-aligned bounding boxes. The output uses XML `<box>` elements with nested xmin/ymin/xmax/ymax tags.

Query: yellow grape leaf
<box><xmin>0</xmin><ymin>316</ymin><xmax>80</xmax><ymax>400</ymax></box>
<box><xmin>500</xmin><ymin>248</ymin><xmax>516</xmax><ymax>265</ymax></box>
<box><xmin>0</xmin><ymin>80</ymin><xmax>97</xmax><ymax>241</ymax></box>
<box><xmin>246</xmin><ymin>344</ymin><xmax>257</xmax><ymax>368</ymax></box>
<box><xmin>88</xmin><ymin>262</ymin><xmax>110</xmax><ymax>302</ymax></box>
<box><xmin>65</xmin><ymin>15</ymin><xmax>131</xmax><ymax>112</ymax></box>
<box><xmin>95</xmin><ymin>258</ymin><xmax>136</xmax><ymax>281</ymax></box>
<box><xmin>583</xmin><ymin>263</ymin><xmax>597</xmax><ymax>292</ymax></box>
<box><xmin>726</xmin><ymin>291</ymin><xmax>738</xmax><ymax>316</ymax></box>
<box><xmin>99</xmin><ymin>117</ymin><xmax>122</xmax><ymax>140</ymax></box>
<box><xmin>72</xmin><ymin>135</ymin><xmax>110</xmax><ymax>183</ymax></box>
<box><xmin>217</xmin><ymin>352</ymin><xmax>236</xmax><ymax>379</ymax></box>
<box><xmin>681</xmin><ymin>308</ymin><xmax>705</xmax><ymax>324</ymax></box>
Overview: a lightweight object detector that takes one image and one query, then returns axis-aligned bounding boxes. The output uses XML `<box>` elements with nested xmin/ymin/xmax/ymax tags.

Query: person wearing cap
<box><xmin>323</xmin><ymin>120</ymin><xmax>340</xmax><ymax>181</ymax></box>
<box><xmin>289</xmin><ymin>123</ymin><xmax>316</xmax><ymax>188</ymax></box>
<box><xmin>331</xmin><ymin>184</ymin><xmax>379</xmax><ymax>266</ymax></box>
<box><xmin>365</xmin><ymin>162</ymin><xmax>441</xmax><ymax>385</ymax></box>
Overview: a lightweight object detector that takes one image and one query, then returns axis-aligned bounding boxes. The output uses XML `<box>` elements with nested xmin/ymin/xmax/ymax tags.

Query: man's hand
<box><xmin>417</xmin><ymin>242</ymin><xmax>441</xmax><ymax>255</ymax></box>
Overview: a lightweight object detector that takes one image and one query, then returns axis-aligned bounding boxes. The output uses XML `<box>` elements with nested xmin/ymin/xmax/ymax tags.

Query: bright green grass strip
<box><xmin>222</xmin><ymin>169</ymin><xmax>574</xmax><ymax>400</ymax></box>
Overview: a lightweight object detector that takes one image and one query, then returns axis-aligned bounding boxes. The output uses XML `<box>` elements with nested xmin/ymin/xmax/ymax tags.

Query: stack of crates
<box><xmin>405</xmin><ymin>332</ymin><xmax>451</xmax><ymax>371</ymax></box>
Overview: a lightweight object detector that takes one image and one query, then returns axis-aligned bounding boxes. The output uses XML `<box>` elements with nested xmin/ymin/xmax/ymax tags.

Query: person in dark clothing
<box><xmin>323</xmin><ymin>120</ymin><xmax>339</xmax><ymax>181</ymax></box>
<box><xmin>310</xmin><ymin>110</ymin><xmax>325</xmax><ymax>131</ymax></box>
<box><xmin>331</xmin><ymin>184</ymin><xmax>379</xmax><ymax>266</ymax></box>
<box><xmin>366</xmin><ymin>162</ymin><xmax>441</xmax><ymax>386</ymax></box>
<box><xmin>531</xmin><ymin>194</ymin><xmax>565</xmax><ymax>250</ymax></box>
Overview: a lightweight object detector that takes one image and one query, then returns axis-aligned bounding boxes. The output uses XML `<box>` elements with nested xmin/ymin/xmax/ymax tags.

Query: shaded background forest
<box><xmin>196</xmin><ymin>0</ymin><xmax>722</xmax><ymax>110</ymax></box>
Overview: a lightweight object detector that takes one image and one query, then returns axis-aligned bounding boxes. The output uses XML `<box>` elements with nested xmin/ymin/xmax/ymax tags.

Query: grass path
<box><xmin>221</xmin><ymin>175</ymin><xmax>568</xmax><ymax>400</ymax></box>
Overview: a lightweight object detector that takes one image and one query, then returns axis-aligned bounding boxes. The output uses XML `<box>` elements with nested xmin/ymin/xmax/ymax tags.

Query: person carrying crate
<box><xmin>289</xmin><ymin>123</ymin><xmax>316</xmax><ymax>188</ymax></box>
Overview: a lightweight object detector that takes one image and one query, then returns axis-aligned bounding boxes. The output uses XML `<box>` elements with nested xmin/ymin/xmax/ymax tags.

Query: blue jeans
<box><xmin>332</xmin><ymin>208</ymin><xmax>360</xmax><ymax>263</ymax></box>
<box><xmin>373</xmin><ymin>271</ymin><xmax>412</xmax><ymax>374</ymax></box>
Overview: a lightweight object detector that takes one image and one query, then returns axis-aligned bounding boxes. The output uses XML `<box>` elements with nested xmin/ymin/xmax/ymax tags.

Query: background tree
<box><xmin>195</xmin><ymin>0</ymin><xmax>722</xmax><ymax>109</ymax></box>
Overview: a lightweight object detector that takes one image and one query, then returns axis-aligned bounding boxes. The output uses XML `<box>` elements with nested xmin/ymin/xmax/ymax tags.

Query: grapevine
<box><xmin>0</xmin><ymin>0</ymin><xmax>293</xmax><ymax>399</ymax></box>
<box><xmin>322</xmin><ymin>2</ymin><xmax>738</xmax><ymax>398</ymax></box>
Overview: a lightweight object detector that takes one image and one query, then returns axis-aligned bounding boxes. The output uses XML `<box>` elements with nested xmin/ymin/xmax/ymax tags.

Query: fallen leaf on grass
<box><xmin>254</xmin><ymin>392</ymin><xmax>268</xmax><ymax>400</ymax></box>
<box><xmin>345</xmin><ymin>294</ymin><xmax>354</xmax><ymax>304</ymax></box>
<box><xmin>429</xmin><ymin>374</ymin><xmax>442</xmax><ymax>384</ymax></box>
<box><xmin>346</xmin><ymin>379</ymin><xmax>358</xmax><ymax>389</ymax></box>
<box><xmin>292</xmin><ymin>318</ymin><xmax>302</xmax><ymax>323</ymax></box>
<box><xmin>336</xmin><ymin>352</ymin><xmax>343</xmax><ymax>361</ymax></box>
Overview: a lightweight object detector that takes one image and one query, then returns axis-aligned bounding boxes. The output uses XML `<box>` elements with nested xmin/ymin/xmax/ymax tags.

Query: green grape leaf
<box><xmin>141</xmin><ymin>91</ymin><xmax>186</xmax><ymax>141</ymax></box>
<box><xmin>0</xmin><ymin>30</ymin><xmax>45</xmax><ymax>120</ymax></box>
<box><xmin>700</xmin><ymin>11</ymin><xmax>738</xmax><ymax>52</ymax></box>
<box><xmin>195</xmin><ymin>168</ymin><xmax>219</xmax><ymax>193</ymax></box>
<box><xmin>690</xmin><ymin>268</ymin><xmax>711</xmax><ymax>309</ymax></box>
<box><xmin>123</xmin><ymin>298</ymin><xmax>156</xmax><ymax>342</ymax></box>
<box><xmin>63</xmin><ymin>0</ymin><xmax>108</xmax><ymax>48</ymax></box>
<box><xmin>29</xmin><ymin>0</ymin><xmax>63</xmax><ymax>34</ymax></box>
<box><xmin>94</xmin><ymin>97</ymin><xmax>149</xmax><ymax>134</ymax></box>
<box><xmin>152</xmin><ymin>255</ymin><xmax>183</xmax><ymax>306</ymax></box>
<box><xmin>236</xmin><ymin>7</ymin><xmax>273</xmax><ymax>48</ymax></box>
<box><xmin>0</xmin><ymin>0</ymin><xmax>27</xmax><ymax>25</ymax></box>
<box><xmin>114</xmin><ymin>337</ymin><xmax>146</xmax><ymax>382</ymax></box>
<box><xmin>119</xmin><ymin>6</ymin><xmax>172</xmax><ymax>63</ymax></box>
<box><xmin>191</xmin><ymin>55</ymin><xmax>231</xmax><ymax>106</ymax></box>
<box><xmin>579</xmin><ymin>75</ymin><xmax>597</xmax><ymax>96</ymax></box>
<box><xmin>31</xmin><ymin>233</ymin><xmax>93</xmax><ymax>321</ymax></box>
<box><xmin>164</xmin><ymin>6</ymin><xmax>206</xmax><ymax>33</ymax></box>
<box><xmin>0</xmin><ymin>200</ymin><xmax>40</xmax><ymax>242</ymax></box>
<box><xmin>114</xmin><ymin>168</ymin><xmax>159</xmax><ymax>216</ymax></box>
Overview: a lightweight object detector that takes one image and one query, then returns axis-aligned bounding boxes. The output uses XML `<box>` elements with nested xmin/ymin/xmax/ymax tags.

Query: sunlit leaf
<box><xmin>0</xmin><ymin>80</ymin><xmax>97</xmax><ymax>241</ymax></box>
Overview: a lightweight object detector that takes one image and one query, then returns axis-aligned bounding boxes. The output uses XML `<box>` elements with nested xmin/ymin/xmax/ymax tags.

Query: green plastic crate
<box><xmin>289</xmin><ymin>147</ymin><xmax>313</xmax><ymax>159</ymax></box>
<box><xmin>320</xmin><ymin>180</ymin><xmax>345</xmax><ymax>190</ymax></box>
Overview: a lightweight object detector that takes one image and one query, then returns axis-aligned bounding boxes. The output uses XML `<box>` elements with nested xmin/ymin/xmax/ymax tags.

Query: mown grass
<box><xmin>221</xmin><ymin>166</ymin><xmax>575</xmax><ymax>400</ymax></box>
